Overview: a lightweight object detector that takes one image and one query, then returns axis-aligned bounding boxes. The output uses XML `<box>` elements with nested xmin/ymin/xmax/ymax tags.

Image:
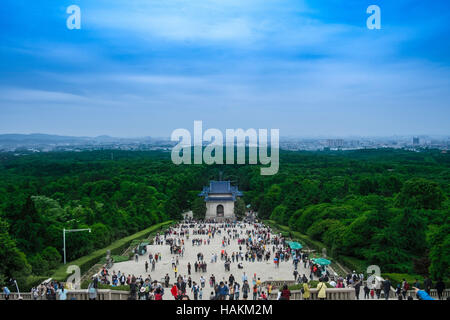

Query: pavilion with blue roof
<box><xmin>199</xmin><ymin>181</ymin><xmax>243</xmax><ymax>220</ymax></box>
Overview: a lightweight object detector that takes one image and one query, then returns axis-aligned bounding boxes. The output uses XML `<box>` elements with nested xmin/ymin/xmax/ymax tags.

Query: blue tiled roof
<box><xmin>204</xmin><ymin>196</ymin><xmax>235</xmax><ymax>202</ymax></box>
<box><xmin>209</xmin><ymin>181</ymin><xmax>231</xmax><ymax>193</ymax></box>
<box><xmin>198</xmin><ymin>180</ymin><xmax>243</xmax><ymax>200</ymax></box>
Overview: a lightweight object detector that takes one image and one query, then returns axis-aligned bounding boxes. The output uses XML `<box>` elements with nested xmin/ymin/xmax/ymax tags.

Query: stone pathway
<box><xmin>108</xmin><ymin>222</ymin><xmax>312</xmax><ymax>300</ymax></box>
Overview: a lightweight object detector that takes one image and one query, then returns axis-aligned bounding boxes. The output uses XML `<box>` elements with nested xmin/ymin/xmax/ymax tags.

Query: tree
<box><xmin>164</xmin><ymin>198</ymin><xmax>182</xmax><ymax>220</ymax></box>
<box><xmin>192</xmin><ymin>197</ymin><xmax>206</xmax><ymax>220</ymax></box>
<box><xmin>90</xmin><ymin>223</ymin><xmax>111</xmax><ymax>249</ymax></box>
<box><xmin>393</xmin><ymin>209</ymin><xmax>426</xmax><ymax>255</ymax></box>
<box><xmin>0</xmin><ymin>217</ymin><xmax>32</xmax><ymax>287</ymax></box>
<box><xmin>258</xmin><ymin>184</ymin><xmax>281</xmax><ymax>219</ymax></box>
<box><xmin>29</xmin><ymin>254</ymin><xmax>49</xmax><ymax>275</ymax></box>
<box><xmin>234</xmin><ymin>198</ymin><xmax>246</xmax><ymax>220</ymax></box>
<box><xmin>270</xmin><ymin>205</ymin><xmax>287</xmax><ymax>225</ymax></box>
<box><xmin>41</xmin><ymin>246</ymin><xmax>62</xmax><ymax>269</ymax></box>
<box><xmin>427</xmin><ymin>223</ymin><xmax>450</xmax><ymax>280</ymax></box>
<box><xmin>396</xmin><ymin>178</ymin><xmax>445</xmax><ymax>210</ymax></box>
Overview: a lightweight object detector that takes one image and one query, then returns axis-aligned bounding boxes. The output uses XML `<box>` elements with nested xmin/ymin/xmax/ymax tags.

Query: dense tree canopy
<box><xmin>0</xmin><ymin>148</ymin><xmax>448</xmax><ymax>285</ymax></box>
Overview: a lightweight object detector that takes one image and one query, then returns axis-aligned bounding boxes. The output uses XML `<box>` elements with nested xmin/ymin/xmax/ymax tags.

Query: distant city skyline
<box><xmin>1</xmin><ymin>1</ymin><xmax>450</xmax><ymax>137</ymax></box>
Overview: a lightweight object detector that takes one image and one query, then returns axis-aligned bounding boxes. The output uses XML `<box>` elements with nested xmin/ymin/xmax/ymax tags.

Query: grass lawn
<box><xmin>49</xmin><ymin>220</ymin><xmax>174</xmax><ymax>282</ymax></box>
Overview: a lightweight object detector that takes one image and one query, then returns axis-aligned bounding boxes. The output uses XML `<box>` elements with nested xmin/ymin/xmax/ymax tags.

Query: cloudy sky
<box><xmin>0</xmin><ymin>0</ymin><xmax>449</xmax><ymax>137</ymax></box>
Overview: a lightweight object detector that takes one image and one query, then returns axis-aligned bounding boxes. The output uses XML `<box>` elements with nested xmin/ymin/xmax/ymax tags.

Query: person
<box><xmin>259</xmin><ymin>291</ymin><xmax>268</xmax><ymax>300</ymax></box>
<box><xmin>280</xmin><ymin>284</ymin><xmax>291</xmax><ymax>300</ymax></box>
<box><xmin>31</xmin><ymin>287</ymin><xmax>39</xmax><ymax>300</ymax></box>
<box><xmin>229</xmin><ymin>284</ymin><xmax>235</xmax><ymax>300</ymax></box>
<box><xmin>414</xmin><ymin>287</ymin><xmax>434</xmax><ymax>300</ymax></box>
<box><xmin>242</xmin><ymin>280</ymin><xmax>250</xmax><ymax>300</ymax></box>
<box><xmin>317</xmin><ymin>278</ymin><xmax>327</xmax><ymax>300</ymax></box>
<box><xmin>145</xmin><ymin>261</ymin><xmax>149</xmax><ymax>273</ymax></box>
<box><xmin>164</xmin><ymin>274</ymin><xmax>170</xmax><ymax>288</ymax></box>
<box><xmin>57</xmin><ymin>286</ymin><xmax>67</xmax><ymax>300</ymax></box>
<box><xmin>302</xmin><ymin>281</ymin><xmax>310</xmax><ymax>300</ymax></box>
<box><xmin>192</xmin><ymin>282</ymin><xmax>200</xmax><ymax>300</ymax></box>
<box><xmin>363</xmin><ymin>283</ymin><xmax>370</xmax><ymax>299</ymax></box>
<box><xmin>395</xmin><ymin>283</ymin><xmax>401</xmax><ymax>298</ymax></box>
<box><xmin>401</xmin><ymin>279</ymin><xmax>409</xmax><ymax>299</ymax></box>
<box><xmin>424</xmin><ymin>277</ymin><xmax>433</xmax><ymax>295</ymax></box>
<box><xmin>234</xmin><ymin>282</ymin><xmax>240</xmax><ymax>300</ymax></box>
<box><xmin>88</xmin><ymin>282</ymin><xmax>97</xmax><ymax>300</ymax></box>
<box><xmin>139</xmin><ymin>286</ymin><xmax>147</xmax><ymax>300</ymax></box>
<box><xmin>218</xmin><ymin>282</ymin><xmax>229</xmax><ymax>300</ymax></box>
<box><xmin>436</xmin><ymin>279</ymin><xmax>445</xmax><ymax>300</ymax></box>
<box><xmin>200</xmin><ymin>276</ymin><xmax>206</xmax><ymax>288</ymax></box>
<box><xmin>354</xmin><ymin>280</ymin><xmax>361</xmax><ymax>300</ymax></box>
<box><xmin>374</xmin><ymin>278</ymin><xmax>382</xmax><ymax>299</ymax></box>
<box><xmin>171</xmin><ymin>283</ymin><xmax>179</xmax><ymax>299</ymax></box>
<box><xmin>154</xmin><ymin>286</ymin><xmax>163</xmax><ymax>300</ymax></box>
<box><xmin>266</xmin><ymin>283</ymin><xmax>272</xmax><ymax>299</ymax></box>
<box><xmin>3</xmin><ymin>286</ymin><xmax>10</xmax><ymax>300</ymax></box>
<box><xmin>129</xmin><ymin>279</ymin><xmax>137</xmax><ymax>300</ymax></box>
<box><xmin>383</xmin><ymin>277</ymin><xmax>392</xmax><ymax>300</ymax></box>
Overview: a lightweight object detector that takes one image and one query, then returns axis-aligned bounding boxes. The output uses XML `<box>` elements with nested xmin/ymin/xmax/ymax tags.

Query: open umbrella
<box><xmin>288</xmin><ymin>241</ymin><xmax>303</xmax><ymax>250</ymax></box>
<box><xmin>313</xmin><ymin>258</ymin><xmax>331</xmax><ymax>266</ymax></box>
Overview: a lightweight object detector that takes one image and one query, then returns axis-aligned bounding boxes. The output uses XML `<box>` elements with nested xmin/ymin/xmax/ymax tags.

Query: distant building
<box><xmin>327</xmin><ymin>139</ymin><xmax>344</xmax><ymax>148</ymax></box>
<box><xmin>413</xmin><ymin>137</ymin><xmax>420</xmax><ymax>145</ymax></box>
<box><xmin>199</xmin><ymin>181</ymin><xmax>243</xmax><ymax>221</ymax></box>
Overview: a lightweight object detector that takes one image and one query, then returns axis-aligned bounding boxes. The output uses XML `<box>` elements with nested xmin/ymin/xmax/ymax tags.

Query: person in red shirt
<box><xmin>170</xmin><ymin>283</ymin><xmax>179</xmax><ymax>299</ymax></box>
<box><xmin>280</xmin><ymin>285</ymin><xmax>291</xmax><ymax>300</ymax></box>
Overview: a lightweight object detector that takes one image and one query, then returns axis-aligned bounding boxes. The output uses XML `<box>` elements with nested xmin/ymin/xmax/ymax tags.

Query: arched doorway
<box><xmin>216</xmin><ymin>204</ymin><xmax>224</xmax><ymax>217</ymax></box>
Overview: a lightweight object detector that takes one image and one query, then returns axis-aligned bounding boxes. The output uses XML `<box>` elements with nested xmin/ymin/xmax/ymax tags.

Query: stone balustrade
<box><xmin>1</xmin><ymin>288</ymin><xmax>448</xmax><ymax>300</ymax></box>
<box><xmin>0</xmin><ymin>289</ymin><xmax>130</xmax><ymax>301</ymax></box>
<box><xmin>269</xmin><ymin>288</ymin><xmax>355</xmax><ymax>300</ymax></box>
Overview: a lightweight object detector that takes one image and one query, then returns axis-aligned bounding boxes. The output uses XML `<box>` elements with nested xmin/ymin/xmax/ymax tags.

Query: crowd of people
<box><xmin>1</xmin><ymin>219</ymin><xmax>446</xmax><ymax>301</ymax></box>
<box><xmin>82</xmin><ymin>219</ymin><xmax>447</xmax><ymax>301</ymax></box>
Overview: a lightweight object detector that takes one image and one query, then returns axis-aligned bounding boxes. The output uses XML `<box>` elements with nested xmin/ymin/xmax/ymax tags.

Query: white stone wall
<box><xmin>205</xmin><ymin>201</ymin><xmax>235</xmax><ymax>219</ymax></box>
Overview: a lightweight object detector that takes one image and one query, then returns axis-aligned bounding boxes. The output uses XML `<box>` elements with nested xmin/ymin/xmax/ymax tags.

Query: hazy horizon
<box><xmin>0</xmin><ymin>132</ymin><xmax>448</xmax><ymax>140</ymax></box>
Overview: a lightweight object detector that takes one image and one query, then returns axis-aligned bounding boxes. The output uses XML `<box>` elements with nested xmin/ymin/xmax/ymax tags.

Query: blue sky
<box><xmin>0</xmin><ymin>0</ymin><xmax>449</xmax><ymax>137</ymax></box>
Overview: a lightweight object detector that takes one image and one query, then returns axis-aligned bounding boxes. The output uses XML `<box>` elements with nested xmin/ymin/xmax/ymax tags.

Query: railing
<box><xmin>0</xmin><ymin>289</ymin><xmax>130</xmax><ymax>301</ymax></box>
<box><xmin>2</xmin><ymin>288</ymin><xmax>448</xmax><ymax>300</ymax></box>
<box><xmin>269</xmin><ymin>288</ymin><xmax>355</xmax><ymax>300</ymax></box>
<box><xmin>404</xmin><ymin>289</ymin><xmax>450</xmax><ymax>300</ymax></box>
<box><xmin>262</xmin><ymin>280</ymin><xmax>297</xmax><ymax>288</ymax></box>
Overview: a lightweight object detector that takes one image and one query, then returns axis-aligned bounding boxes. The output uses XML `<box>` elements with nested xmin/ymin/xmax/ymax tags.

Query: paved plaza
<box><xmin>109</xmin><ymin>222</ymin><xmax>311</xmax><ymax>300</ymax></box>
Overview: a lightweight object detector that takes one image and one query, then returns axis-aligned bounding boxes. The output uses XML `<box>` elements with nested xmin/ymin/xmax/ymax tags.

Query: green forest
<box><xmin>0</xmin><ymin>148</ymin><xmax>449</xmax><ymax>289</ymax></box>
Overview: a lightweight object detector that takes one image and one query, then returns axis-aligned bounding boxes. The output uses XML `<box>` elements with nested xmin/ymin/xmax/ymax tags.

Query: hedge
<box><xmin>265</xmin><ymin>220</ymin><xmax>348</xmax><ymax>277</ymax></box>
<box><xmin>20</xmin><ymin>275</ymin><xmax>52</xmax><ymax>292</ymax></box>
<box><xmin>80</xmin><ymin>280</ymin><xmax>130</xmax><ymax>291</ymax></box>
<box><xmin>49</xmin><ymin>220</ymin><xmax>174</xmax><ymax>282</ymax></box>
<box><xmin>338</xmin><ymin>255</ymin><xmax>368</xmax><ymax>275</ymax></box>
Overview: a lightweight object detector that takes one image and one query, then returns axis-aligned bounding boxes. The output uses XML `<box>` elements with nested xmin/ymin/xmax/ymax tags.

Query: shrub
<box><xmin>41</xmin><ymin>246</ymin><xmax>62</xmax><ymax>269</ymax></box>
<box><xmin>29</xmin><ymin>254</ymin><xmax>50</xmax><ymax>275</ymax></box>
